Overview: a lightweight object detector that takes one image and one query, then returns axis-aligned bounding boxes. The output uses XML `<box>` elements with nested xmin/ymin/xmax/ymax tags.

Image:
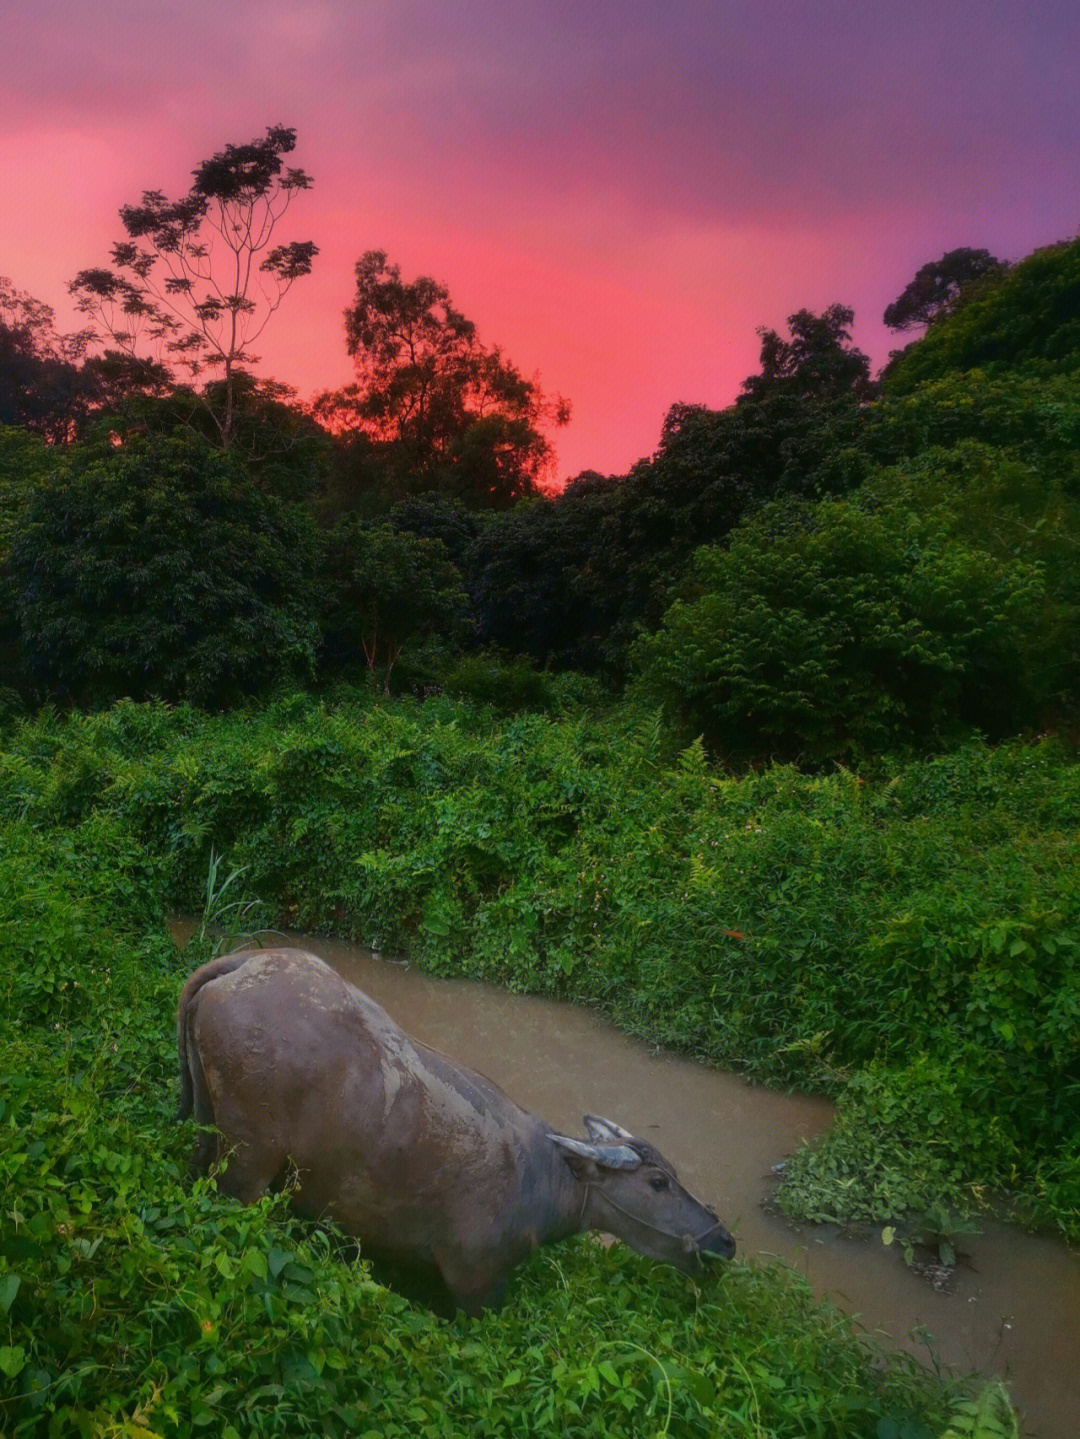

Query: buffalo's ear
<box><xmin>549</xmin><ymin>1133</ymin><xmax>599</xmax><ymax>1180</ymax></box>
<box><xmin>550</xmin><ymin>1133</ymin><xmax>640</xmax><ymax>1176</ymax></box>
<box><xmin>584</xmin><ymin>1114</ymin><xmax>634</xmax><ymax>1143</ymax></box>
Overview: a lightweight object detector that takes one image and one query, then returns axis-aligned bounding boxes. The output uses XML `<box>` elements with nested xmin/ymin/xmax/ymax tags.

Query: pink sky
<box><xmin>3</xmin><ymin>1</ymin><xmax>1078</xmax><ymax>480</ymax></box>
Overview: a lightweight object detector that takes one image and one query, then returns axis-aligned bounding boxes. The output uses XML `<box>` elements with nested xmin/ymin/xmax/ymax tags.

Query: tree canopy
<box><xmin>883</xmin><ymin>237</ymin><xmax>1080</xmax><ymax>393</ymax></box>
<box><xmin>320</xmin><ymin>517</ymin><xmax>466</xmax><ymax>689</ymax></box>
<box><xmin>883</xmin><ymin>248</ymin><xmax>1005</xmax><ymax>332</ymax></box>
<box><xmin>315</xmin><ymin>250</ymin><xmax>568</xmax><ymax>510</ymax></box>
<box><xmin>0</xmin><ymin>277</ymin><xmax>97</xmax><ymax>442</ymax></box>
<box><xmin>9</xmin><ymin>432</ymin><xmax>320</xmax><ymax>705</ymax></box>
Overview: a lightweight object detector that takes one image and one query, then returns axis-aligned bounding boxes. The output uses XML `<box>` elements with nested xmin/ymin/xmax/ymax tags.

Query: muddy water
<box><xmin>176</xmin><ymin>928</ymin><xmax>1080</xmax><ymax>1438</ymax></box>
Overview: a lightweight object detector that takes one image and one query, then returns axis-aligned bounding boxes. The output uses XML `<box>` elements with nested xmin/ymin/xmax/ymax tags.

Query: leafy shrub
<box><xmin>632</xmin><ymin>497</ymin><xmax>1048</xmax><ymax>763</ymax></box>
<box><xmin>866</xmin><ymin>372</ymin><xmax>1080</xmax><ymax>480</ymax></box>
<box><xmin>439</xmin><ymin>651</ymin><xmax>558</xmax><ymax>710</ymax></box>
<box><xmin>9</xmin><ymin>432</ymin><xmax>320</xmax><ymax>706</ymax></box>
<box><xmin>319</xmin><ymin>515</ymin><xmax>467</xmax><ymax>688</ymax></box>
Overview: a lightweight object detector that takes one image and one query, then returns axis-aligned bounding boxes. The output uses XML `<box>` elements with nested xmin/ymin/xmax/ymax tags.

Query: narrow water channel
<box><xmin>174</xmin><ymin>927</ymin><xmax>1080</xmax><ymax>1439</ymax></box>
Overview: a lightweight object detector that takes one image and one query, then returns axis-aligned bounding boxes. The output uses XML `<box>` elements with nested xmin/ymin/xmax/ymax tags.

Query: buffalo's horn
<box><xmin>583</xmin><ymin>1114</ymin><xmax>635</xmax><ymax>1143</ymax></box>
<box><xmin>549</xmin><ymin>1134</ymin><xmax>641</xmax><ymax>1170</ymax></box>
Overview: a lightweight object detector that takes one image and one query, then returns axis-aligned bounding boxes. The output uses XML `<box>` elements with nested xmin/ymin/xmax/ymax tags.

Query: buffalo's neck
<box><xmin>524</xmin><ymin>1131</ymin><xmax>589</xmax><ymax>1252</ymax></box>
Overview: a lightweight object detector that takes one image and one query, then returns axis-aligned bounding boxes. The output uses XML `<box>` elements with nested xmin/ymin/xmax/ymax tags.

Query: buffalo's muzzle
<box><xmin>697</xmin><ymin>1224</ymin><xmax>736</xmax><ymax>1261</ymax></box>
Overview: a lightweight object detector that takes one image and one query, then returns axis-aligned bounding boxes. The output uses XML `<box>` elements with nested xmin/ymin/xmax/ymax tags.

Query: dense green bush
<box><xmin>865</xmin><ymin>371</ymin><xmax>1080</xmax><ymax>479</ymax></box>
<box><xmin>883</xmin><ymin>236</ymin><xmax>1080</xmax><ymax>393</ymax></box>
<box><xmin>8</xmin><ymin>433</ymin><xmax>320</xmax><ymax>706</ymax></box>
<box><xmin>318</xmin><ymin>515</ymin><xmax>466</xmax><ymax>688</ymax></box>
<box><xmin>632</xmin><ymin>496</ymin><xmax>1049</xmax><ymax>763</ymax></box>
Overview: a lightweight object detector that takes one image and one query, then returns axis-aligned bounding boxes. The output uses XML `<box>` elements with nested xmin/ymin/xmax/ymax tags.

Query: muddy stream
<box><xmin>176</xmin><ymin>928</ymin><xmax>1080</xmax><ymax>1438</ymax></box>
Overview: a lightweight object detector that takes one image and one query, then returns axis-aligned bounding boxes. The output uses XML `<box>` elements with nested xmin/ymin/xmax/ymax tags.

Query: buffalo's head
<box><xmin>550</xmin><ymin>1114</ymin><xmax>736</xmax><ymax>1271</ymax></box>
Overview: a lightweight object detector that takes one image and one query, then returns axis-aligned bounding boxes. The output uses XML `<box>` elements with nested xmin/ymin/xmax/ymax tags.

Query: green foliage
<box><xmin>319</xmin><ymin>517</ymin><xmax>467</xmax><ymax>688</ymax></box>
<box><xmin>100</xmin><ymin>373</ymin><xmax>332</xmax><ymax>505</ymax></box>
<box><xmin>0</xmin><ymin>425</ymin><xmax>55</xmax><ymax>554</ymax></box>
<box><xmin>469</xmin><ymin>309</ymin><xmax>875</xmax><ymax>680</ymax></box>
<box><xmin>0</xmin><ymin>772</ymin><xmax>995</xmax><ymax>1436</ymax></box>
<box><xmin>883</xmin><ymin>236</ymin><xmax>1080</xmax><ymax>392</ymax></box>
<box><xmin>633</xmin><ymin>495</ymin><xmax>1049</xmax><ymax>763</ymax></box>
<box><xmin>3</xmin><ymin>700</ymin><xmax>1076</xmax><ymax>1250</ymax></box>
<box><xmin>9</xmin><ymin>432</ymin><xmax>320</xmax><ymax>706</ymax></box>
<box><xmin>937</xmin><ymin>1384</ymin><xmax>1018</xmax><ymax>1439</ymax></box>
<box><xmin>883</xmin><ymin>248</ymin><xmax>1005</xmax><ymax>333</ymax></box>
<box><xmin>865</xmin><ymin>370</ymin><xmax>1080</xmax><ymax>479</ymax></box>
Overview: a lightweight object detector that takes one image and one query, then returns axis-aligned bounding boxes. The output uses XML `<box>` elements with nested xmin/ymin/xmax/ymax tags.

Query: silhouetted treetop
<box><xmin>316</xmin><ymin>250</ymin><xmax>568</xmax><ymax>510</ymax></box>
<box><xmin>883</xmin><ymin>248</ymin><xmax>1005</xmax><ymax>332</ymax></box>
<box><xmin>883</xmin><ymin>237</ymin><xmax>1080</xmax><ymax>393</ymax></box>
<box><xmin>739</xmin><ymin>305</ymin><xmax>873</xmax><ymax>404</ymax></box>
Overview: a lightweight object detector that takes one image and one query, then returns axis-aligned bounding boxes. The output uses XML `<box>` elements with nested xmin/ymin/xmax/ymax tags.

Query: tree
<box><xmin>883</xmin><ymin>248</ymin><xmax>1005</xmax><ymax>332</ymax></box>
<box><xmin>10</xmin><ymin>432</ymin><xmax>320</xmax><ymax>705</ymax></box>
<box><xmin>320</xmin><ymin>519</ymin><xmax>467</xmax><ymax>689</ymax></box>
<box><xmin>0</xmin><ymin>277</ymin><xmax>96</xmax><ymax>441</ymax></box>
<box><xmin>883</xmin><ymin>237</ymin><xmax>1080</xmax><ymax>394</ymax></box>
<box><xmin>739</xmin><ymin>305</ymin><xmax>874</xmax><ymax>404</ymax></box>
<box><xmin>315</xmin><ymin>250</ymin><xmax>568</xmax><ymax>509</ymax></box>
<box><xmin>70</xmin><ymin>126</ymin><xmax>316</xmax><ymax>449</ymax></box>
<box><xmin>98</xmin><ymin>372</ymin><xmax>330</xmax><ymax>504</ymax></box>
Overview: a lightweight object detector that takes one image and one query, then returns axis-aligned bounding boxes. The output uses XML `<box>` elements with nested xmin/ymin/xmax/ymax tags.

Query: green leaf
<box><xmin>0</xmin><ymin>1345</ymin><xmax>26</xmax><ymax>1378</ymax></box>
<box><xmin>0</xmin><ymin>1273</ymin><xmax>19</xmax><ymax>1313</ymax></box>
<box><xmin>243</xmin><ymin>1248</ymin><xmax>268</xmax><ymax>1279</ymax></box>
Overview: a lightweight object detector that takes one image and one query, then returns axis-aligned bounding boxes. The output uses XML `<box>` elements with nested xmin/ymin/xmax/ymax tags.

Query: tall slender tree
<box><xmin>70</xmin><ymin>126</ymin><xmax>316</xmax><ymax>448</ymax></box>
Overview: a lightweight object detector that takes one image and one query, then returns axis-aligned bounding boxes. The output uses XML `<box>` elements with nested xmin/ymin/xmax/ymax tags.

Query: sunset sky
<box><xmin>3</xmin><ymin>0</ymin><xmax>1078</xmax><ymax>480</ymax></box>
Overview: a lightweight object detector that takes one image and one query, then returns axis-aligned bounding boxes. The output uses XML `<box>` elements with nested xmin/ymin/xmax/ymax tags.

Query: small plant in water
<box><xmin>937</xmin><ymin>1381</ymin><xmax>1018</xmax><ymax>1439</ymax></box>
<box><xmin>882</xmin><ymin>1199</ymin><xmax>981</xmax><ymax>1278</ymax></box>
<box><xmin>193</xmin><ymin>847</ymin><xmax>272</xmax><ymax>959</ymax></box>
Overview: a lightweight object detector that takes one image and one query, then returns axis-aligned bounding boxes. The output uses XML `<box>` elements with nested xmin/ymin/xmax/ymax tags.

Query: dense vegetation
<box><xmin>5</xmin><ymin>135</ymin><xmax>1078</xmax><ymax>1433</ymax></box>
<box><xmin>0</xmin><ymin>699</ymin><xmax>1025</xmax><ymax>1435</ymax></box>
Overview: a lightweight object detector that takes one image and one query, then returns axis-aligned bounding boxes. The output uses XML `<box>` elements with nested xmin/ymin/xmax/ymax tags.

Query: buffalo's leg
<box><xmin>190</xmin><ymin>1125</ymin><xmax>219</xmax><ymax>1178</ymax></box>
<box><xmin>213</xmin><ymin>1142</ymin><xmax>285</xmax><ymax>1204</ymax></box>
<box><xmin>437</xmin><ymin>1256</ymin><xmax>509</xmax><ymax>1316</ymax></box>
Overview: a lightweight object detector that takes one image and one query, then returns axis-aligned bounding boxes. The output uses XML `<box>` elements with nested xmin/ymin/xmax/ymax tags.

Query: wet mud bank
<box><xmin>174</xmin><ymin>927</ymin><xmax>1080</xmax><ymax>1438</ymax></box>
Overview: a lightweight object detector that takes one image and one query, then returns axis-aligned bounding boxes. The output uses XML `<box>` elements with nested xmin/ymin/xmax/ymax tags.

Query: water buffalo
<box><xmin>177</xmin><ymin>947</ymin><xmax>735</xmax><ymax>1313</ymax></box>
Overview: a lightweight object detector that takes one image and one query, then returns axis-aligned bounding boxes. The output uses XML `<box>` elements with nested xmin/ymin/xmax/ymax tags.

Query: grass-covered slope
<box><xmin>0</xmin><ymin>715</ymin><xmax>1017</xmax><ymax>1437</ymax></box>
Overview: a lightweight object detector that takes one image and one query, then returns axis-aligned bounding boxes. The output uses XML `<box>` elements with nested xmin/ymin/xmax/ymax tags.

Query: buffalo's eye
<box><xmin>649</xmin><ymin>1175</ymin><xmax>669</xmax><ymax>1191</ymax></box>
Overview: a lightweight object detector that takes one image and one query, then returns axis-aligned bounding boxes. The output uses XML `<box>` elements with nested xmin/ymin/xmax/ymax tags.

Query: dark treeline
<box><xmin>3</xmin><ymin>126</ymin><xmax>1079</xmax><ymax>765</ymax></box>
